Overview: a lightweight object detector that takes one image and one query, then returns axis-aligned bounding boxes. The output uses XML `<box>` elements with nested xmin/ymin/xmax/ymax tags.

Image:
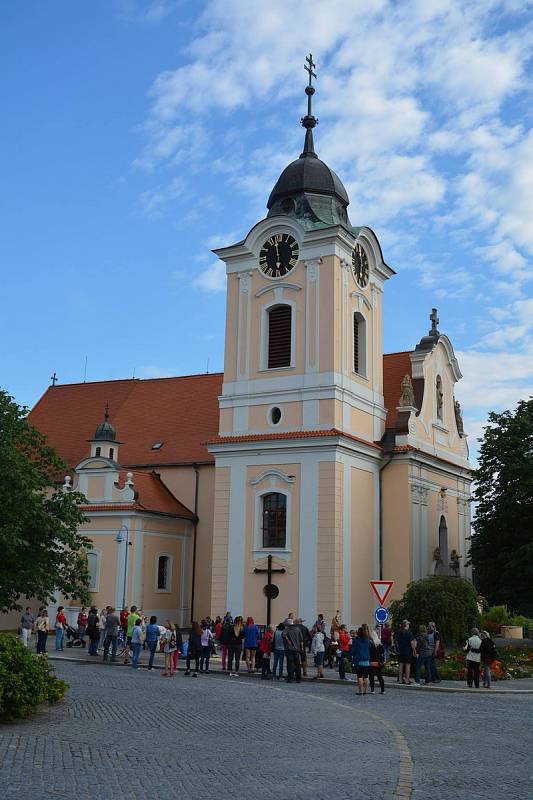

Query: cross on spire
<box><xmin>104</xmin><ymin>402</ymin><xmax>110</xmax><ymax>421</ymax></box>
<box><xmin>300</xmin><ymin>53</ymin><xmax>318</xmax><ymax>158</ymax></box>
<box><xmin>50</xmin><ymin>372</ymin><xmax>58</xmax><ymax>387</ymax></box>
<box><xmin>430</xmin><ymin>308</ymin><xmax>440</xmax><ymax>333</ymax></box>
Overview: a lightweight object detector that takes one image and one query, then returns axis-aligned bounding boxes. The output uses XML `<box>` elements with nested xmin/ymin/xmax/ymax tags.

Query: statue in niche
<box><xmin>449</xmin><ymin>549</ymin><xmax>461</xmax><ymax>577</ymax></box>
<box><xmin>454</xmin><ymin>399</ymin><xmax>464</xmax><ymax>435</ymax></box>
<box><xmin>399</xmin><ymin>374</ymin><xmax>415</xmax><ymax>407</ymax></box>
<box><xmin>436</xmin><ymin>376</ymin><xmax>444</xmax><ymax>420</ymax></box>
<box><xmin>432</xmin><ymin>547</ymin><xmax>445</xmax><ymax>576</ymax></box>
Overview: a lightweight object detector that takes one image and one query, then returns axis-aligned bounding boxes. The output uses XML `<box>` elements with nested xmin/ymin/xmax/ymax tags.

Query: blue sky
<box><xmin>1</xmin><ymin>0</ymin><xmax>532</xmax><ymax>451</ymax></box>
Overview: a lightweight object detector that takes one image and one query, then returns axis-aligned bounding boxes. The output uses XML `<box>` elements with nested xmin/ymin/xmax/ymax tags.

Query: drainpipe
<box><xmin>189</xmin><ymin>464</ymin><xmax>200</xmax><ymax>623</ymax></box>
<box><xmin>378</xmin><ymin>453</ymin><xmax>394</xmax><ymax>580</ymax></box>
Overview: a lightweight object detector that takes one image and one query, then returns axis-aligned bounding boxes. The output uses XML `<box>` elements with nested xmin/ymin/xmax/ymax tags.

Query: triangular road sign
<box><xmin>370</xmin><ymin>580</ymin><xmax>394</xmax><ymax>605</ymax></box>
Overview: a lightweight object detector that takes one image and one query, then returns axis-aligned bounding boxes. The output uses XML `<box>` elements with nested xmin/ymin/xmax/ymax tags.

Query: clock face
<box><xmin>352</xmin><ymin>243</ymin><xmax>369</xmax><ymax>287</ymax></box>
<box><xmin>259</xmin><ymin>233</ymin><xmax>299</xmax><ymax>278</ymax></box>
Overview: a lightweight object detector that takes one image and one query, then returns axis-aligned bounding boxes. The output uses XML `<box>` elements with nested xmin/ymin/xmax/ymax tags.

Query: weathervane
<box><xmin>300</xmin><ymin>53</ymin><xmax>318</xmax><ymax>158</ymax></box>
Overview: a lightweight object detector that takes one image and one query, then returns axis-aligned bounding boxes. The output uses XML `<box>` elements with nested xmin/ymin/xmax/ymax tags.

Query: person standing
<box><xmin>172</xmin><ymin>625</ymin><xmax>183</xmax><ymax>673</ymax></box>
<box><xmin>200</xmin><ymin>623</ymin><xmax>214</xmax><ymax>673</ymax></box>
<box><xmin>103</xmin><ymin>607</ymin><xmax>120</xmax><ymax>662</ymax></box>
<box><xmin>145</xmin><ymin>615</ymin><xmax>160</xmax><ymax>671</ymax></box>
<box><xmin>131</xmin><ymin>618</ymin><xmax>143</xmax><ymax>669</ymax></box>
<box><xmin>338</xmin><ymin>624</ymin><xmax>351</xmax><ymax>680</ymax></box>
<box><xmin>351</xmin><ymin>626</ymin><xmax>371</xmax><ymax>695</ymax></box>
<box><xmin>396</xmin><ymin>620</ymin><xmax>417</xmax><ymax>685</ymax></box>
<box><xmin>480</xmin><ymin>630</ymin><xmax>498</xmax><ymax>689</ymax></box>
<box><xmin>120</xmin><ymin>607</ymin><xmax>129</xmax><ymax>638</ymax></box>
<box><xmin>124</xmin><ymin>605</ymin><xmax>140</xmax><ymax>665</ymax></box>
<box><xmin>380</xmin><ymin>622</ymin><xmax>392</xmax><ymax>662</ymax></box>
<box><xmin>426</xmin><ymin>621</ymin><xmax>442</xmax><ymax>683</ymax></box>
<box><xmin>20</xmin><ymin>607</ymin><xmax>34</xmax><ymax>648</ymax></box>
<box><xmin>55</xmin><ymin>606</ymin><xmax>67</xmax><ymax>651</ymax></box>
<box><xmin>77</xmin><ymin>607</ymin><xmax>88</xmax><ymax>645</ymax></box>
<box><xmin>464</xmin><ymin>627</ymin><xmax>482</xmax><ymax>688</ymax></box>
<box><xmin>369</xmin><ymin>630</ymin><xmax>385</xmax><ymax>694</ymax></box>
<box><xmin>220</xmin><ymin>615</ymin><xmax>232</xmax><ymax>672</ymax></box>
<box><xmin>415</xmin><ymin>625</ymin><xmax>432</xmax><ymax>685</ymax></box>
<box><xmin>282</xmin><ymin>620</ymin><xmax>304</xmax><ymax>683</ymax></box>
<box><xmin>185</xmin><ymin>621</ymin><xmax>203</xmax><ymax>677</ymax></box>
<box><xmin>272</xmin><ymin>622</ymin><xmax>285</xmax><ymax>680</ymax></box>
<box><xmin>86</xmin><ymin>606</ymin><xmax>100</xmax><ymax>655</ymax></box>
<box><xmin>243</xmin><ymin>616</ymin><xmax>260</xmax><ymax>673</ymax></box>
<box><xmin>99</xmin><ymin>607</ymin><xmax>109</xmax><ymax>648</ymax></box>
<box><xmin>294</xmin><ymin>618</ymin><xmax>311</xmax><ymax>676</ymax></box>
<box><xmin>330</xmin><ymin>610</ymin><xmax>341</xmax><ymax>637</ymax></box>
<box><xmin>35</xmin><ymin>609</ymin><xmax>49</xmax><ymax>654</ymax></box>
<box><xmin>259</xmin><ymin>625</ymin><xmax>273</xmax><ymax>679</ymax></box>
<box><xmin>311</xmin><ymin>626</ymin><xmax>325</xmax><ymax>679</ymax></box>
<box><xmin>226</xmin><ymin>616</ymin><xmax>245</xmax><ymax>677</ymax></box>
<box><xmin>162</xmin><ymin>620</ymin><xmax>177</xmax><ymax>677</ymax></box>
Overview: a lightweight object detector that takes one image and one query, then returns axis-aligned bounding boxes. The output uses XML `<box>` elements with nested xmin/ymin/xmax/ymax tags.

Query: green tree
<box><xmin>469</xmin><ymin>399</ymin><xmax>533</xmax><ymax>616</ymax></box>
<box><xmin>389</xmin><ymin>577</ymin><xmax>480</xmax><ymax>645</ymax></box>
<box><xmin>0</xmin><ymin>389</ymin><xmax>91</xmax><ymax>612</ymax></box>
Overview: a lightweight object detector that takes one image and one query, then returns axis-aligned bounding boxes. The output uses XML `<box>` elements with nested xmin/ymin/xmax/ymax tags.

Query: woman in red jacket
<box><xmin>259</xmin><ymin>625</ymin><xmax>274</xmax><ymax>679</ymax></box>
<box><xmin>338</xmin><ymin>624</ymin><xmax>351</xmax><ymax>680</ymax></box>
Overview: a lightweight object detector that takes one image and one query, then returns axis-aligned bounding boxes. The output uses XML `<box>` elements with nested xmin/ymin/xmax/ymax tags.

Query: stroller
<box><xmin>65</xmin><ymin>625</ymin><xmax>86</xmax><ymax>648</ymax></box>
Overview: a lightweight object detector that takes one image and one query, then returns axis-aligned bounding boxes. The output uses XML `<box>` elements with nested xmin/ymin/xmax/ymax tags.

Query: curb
<box><xmin>46</xmin><ymin>655</ymin><xmax>533</xmax><ymax>694</ymax></box>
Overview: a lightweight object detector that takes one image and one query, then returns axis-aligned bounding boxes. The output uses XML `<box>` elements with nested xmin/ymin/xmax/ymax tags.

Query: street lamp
<box><xmin>115</xmin><ymin>524</ymin><xmax>131</xmax><ymax>610</ymax></box>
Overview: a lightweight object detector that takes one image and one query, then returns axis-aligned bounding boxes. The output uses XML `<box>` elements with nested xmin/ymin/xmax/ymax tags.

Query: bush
<box><xmin>389</xmin><ymin>576</ymin><xmax>481</xmax><ymax>646</ymax></box>
<box><xmin>482</xmin><ymin>605</ymin><xmax>512</xmax><ymax>626</ymax></box>
<box><xmin>0</xmin><ymin>634</ymin><xmax>68</xmax><ymax>720</ymax></box>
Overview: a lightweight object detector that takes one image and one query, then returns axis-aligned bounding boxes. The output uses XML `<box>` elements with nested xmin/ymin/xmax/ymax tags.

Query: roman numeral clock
<box><xmin>259</xmin><ymin>233</ymin><xmax>299</xmax><ymax>278</ymax></box>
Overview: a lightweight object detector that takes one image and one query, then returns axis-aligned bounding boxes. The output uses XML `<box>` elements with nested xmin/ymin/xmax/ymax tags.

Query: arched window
<box><xmin>438</xmin><ymin>516</ymin><xmax>448</xmax><ymax>575</ymax></box>
<box><xmin>95</xmin><ymin>447</ymin><xmax>101</xmax><ymax>457</ymax></box>
<box><xmin>436</xmin><ymin>375</ymin><xmax>443</xmax><ymax>420</ymax></box>
<box><xmin>353</xmin><ymin>312</ymin><xmax>367</xmax><ymax>376</ymax></box>
<box><xmin>87</xmin><ymin>551</ymin><xmax>99</xmax><ymax>591</ymax></box>
<box><xmin>157</xmin><ymin>555</ymin><xmax>171</xmax><ymax>591</ymax></box>
<box><xmin>262</xmin><ymin>493</ymin><xmax>287</xmax><ymax>548</ymax></box>
<box><xmin>268</xmin><ymin>305</ymin><xmax>292</xmax><ymax>368</ymax></box>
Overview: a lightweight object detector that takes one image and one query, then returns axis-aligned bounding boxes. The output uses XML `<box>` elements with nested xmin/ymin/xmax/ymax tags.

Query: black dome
<box><xmin>94</xmin><ymin>419</ymin><xmax>116</xmax><ymax>441</ymax></box>
<box><xmin>267</xmin><ymin>154</ymin><xmax>349</xmax><ymax>210</ymax></box>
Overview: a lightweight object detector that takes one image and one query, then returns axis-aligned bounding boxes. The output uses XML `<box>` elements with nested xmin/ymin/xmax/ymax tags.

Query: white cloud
<box><xmin>139</xmin><ymin>176</ymin><xmax>185</xmax><ymax>218</ymax></box>
<box><xmin>192</xmin><ymin>260</ymin><xmax>226</xmax><ymax>293</ymax></box>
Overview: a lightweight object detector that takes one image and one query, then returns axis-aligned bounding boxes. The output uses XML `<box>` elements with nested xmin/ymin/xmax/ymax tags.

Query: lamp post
<box><xmin>115</xmin><ymin>524</ymin><xmax>131</xmax><ymax>610</ymax></box>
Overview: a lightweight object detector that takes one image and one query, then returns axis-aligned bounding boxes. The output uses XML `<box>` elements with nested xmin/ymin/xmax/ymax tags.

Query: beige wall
<box><xmin>317</xmin><ymin>460</ymin><xmax>343</xmax><ymax>622</ymax></box>
<box><xmin>350</xmin><ymin>467</ymin><xmax>376</xmax><ymax>624</ymax></box>
<box><xmin>210</xmin><ymin>466</ymin><xmax>231</xmax><ymax>615</ymax></box>
<box><xmin>382</xmin><ymin>462</ymin><xmax>412</xmax><ymax>603</ymax></box>
<box><xmin>158</xmin><ymin>464</ymin><xmax>215</xmax><ymax>620</ymax></box>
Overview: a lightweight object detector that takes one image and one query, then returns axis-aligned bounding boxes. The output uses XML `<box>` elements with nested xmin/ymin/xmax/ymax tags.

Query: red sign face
<box><xmin>370</xmin><ymin>581</ymin><xmax>394</xmax><ymax>605</ymax></box>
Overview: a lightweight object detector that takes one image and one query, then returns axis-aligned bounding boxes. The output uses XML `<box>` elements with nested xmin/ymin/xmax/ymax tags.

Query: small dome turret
<box><xmin>94</xmin><ymin>404</ymin><xmax>116</xmax><ymax>441</ymax></box>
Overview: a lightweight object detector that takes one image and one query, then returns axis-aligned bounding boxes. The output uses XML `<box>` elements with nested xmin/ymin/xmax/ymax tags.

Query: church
<box><xmin>26</xmin><ymin>61</ymin><xmax>472</xmax><ymax>629</ymax></box>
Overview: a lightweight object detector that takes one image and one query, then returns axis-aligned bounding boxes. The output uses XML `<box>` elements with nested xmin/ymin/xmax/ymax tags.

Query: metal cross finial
<box><xmin>104</xmin><ymin>402</ymin><xmax>109</xmax><ymax>421</ymax></box>
<box><xmin>50</xmin><ymin>372</ymin><xmax>58</xmax><ymax>387</ymax></box>
<box><xmin>304</xmin><ymin>53</ymin><xmax>317</xmax><ymax>86</ymax></box>
<box><xmin>430</xmin><ymin>308</ymin><xmax>439</xmax><ymax>332</ymax></box>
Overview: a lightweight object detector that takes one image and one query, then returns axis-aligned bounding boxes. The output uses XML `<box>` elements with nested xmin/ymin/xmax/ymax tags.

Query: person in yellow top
<box><xmin>123</xmin><ymin>605</ymin><xmax>141</xmax><ymax>664</ymax></box>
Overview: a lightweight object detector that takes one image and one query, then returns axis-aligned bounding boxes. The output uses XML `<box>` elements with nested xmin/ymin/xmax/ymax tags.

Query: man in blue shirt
<box><xmin>146</xmin><ymin>615</ymin><xmax>162</xmax><ymax>671</ymax></box>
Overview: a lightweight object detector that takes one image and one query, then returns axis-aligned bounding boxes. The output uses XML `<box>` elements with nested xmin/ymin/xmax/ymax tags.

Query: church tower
<box><xmin>208</xmin><ymin>56</ymin><xmax>394</xmax><ymax>625</ymax></box>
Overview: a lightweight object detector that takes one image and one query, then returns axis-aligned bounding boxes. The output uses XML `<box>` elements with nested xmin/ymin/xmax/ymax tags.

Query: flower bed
<box><xmin>383</xmin><ymin>646</ymin><xmax>533</xmax><ymax>681</ymax></box>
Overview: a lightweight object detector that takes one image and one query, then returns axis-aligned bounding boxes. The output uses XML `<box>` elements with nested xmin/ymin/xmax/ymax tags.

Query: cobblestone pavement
<box><xmin>0</xmin><ymin>660</ymin><xmax>532</xmax><ymax>800</ymax></box>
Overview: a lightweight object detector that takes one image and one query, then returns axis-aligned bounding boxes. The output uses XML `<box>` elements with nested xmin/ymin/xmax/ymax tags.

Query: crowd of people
<box><xmin>19</xmin><ymin>606</ymin><xmax>500</xmax><ymax>690</ymax></box>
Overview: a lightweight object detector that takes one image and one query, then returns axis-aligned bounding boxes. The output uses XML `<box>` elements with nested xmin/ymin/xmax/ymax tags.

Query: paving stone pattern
<box><xmin>0</xmin><ymin>660</ymin><xmax>532</xmax><ymax>800</ymax></box>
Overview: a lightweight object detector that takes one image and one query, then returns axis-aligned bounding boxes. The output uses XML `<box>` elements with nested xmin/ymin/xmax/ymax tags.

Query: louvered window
<box><xmin>262</xmin><ymin>493</ymin><xmax>287</xmax><ymax>548</ymax></box>
<box><xmin>353</xmin><ymin>315</ymin><xmax>359</xmax><ymax>373</ymax></box>
<box><xmin>268</xmin><ymin>305</ymin><xmax>292</xmax><ymax>368</ymax></box>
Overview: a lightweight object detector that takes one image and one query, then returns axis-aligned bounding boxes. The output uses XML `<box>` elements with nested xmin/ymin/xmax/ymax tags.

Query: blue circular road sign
<box><xmin>375</xmin><ymin>606</ymin><xmax>389</xmax><ymax>624</ymax></box>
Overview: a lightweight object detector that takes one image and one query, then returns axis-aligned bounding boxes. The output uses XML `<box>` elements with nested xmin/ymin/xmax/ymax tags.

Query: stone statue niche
<box><xmin>454</xmin><ymin>399</ymin><xmax>464</xmax><ymax>435</ymax></box>
<box><xmin>449</xmin><ymin>549</ymin><xmax>461</xmax><ymax>577</ymax></box>
<box><xmin>398</xmin><ymin>374</ymin><xmax>415</xmax><ymax>407</ymax></box>
<box><xmin>432</xmin><ymin>547</ymin><xmax>445</xmax><ymax>576</ymax></box>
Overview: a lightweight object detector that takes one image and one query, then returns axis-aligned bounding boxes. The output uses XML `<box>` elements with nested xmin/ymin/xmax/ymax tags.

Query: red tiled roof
<box><xmin>80</xmin><ymin>470</ymin><xmax>194</xmax><ymax>518</ymax></box>
<box><xmin>383</xmin><ymin>351</ymin><xmax>413</xmax><ymax>430</ymax></box>
<box><xmin>29</xmin><ymin>374</ymin><xmax>222</xmax><ymax>468</ymax></box>
<box><xmin>206</xmin><ymin>428</ymin><xmax>382</xmax><ymax>451</ymax></box>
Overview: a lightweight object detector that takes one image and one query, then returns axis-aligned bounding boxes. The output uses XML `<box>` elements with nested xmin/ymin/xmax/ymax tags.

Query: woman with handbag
<box><xmin>369</xmin><ymin>629</ymin><xmax>385</xmax><ymax>693</ymax></box>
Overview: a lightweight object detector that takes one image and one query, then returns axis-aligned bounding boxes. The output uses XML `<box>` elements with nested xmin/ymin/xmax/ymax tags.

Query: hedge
<box><xmin>0</xmin><ymin>634</ymin><xmax>68</xmax><ymax>720</ymax></box>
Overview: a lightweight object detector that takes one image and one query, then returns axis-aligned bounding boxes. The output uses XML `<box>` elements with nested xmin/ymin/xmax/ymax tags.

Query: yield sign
<box><xmin>370</xmin><ymin>580</ymin><xmax>394</xmax><ymax>605</ymax></box>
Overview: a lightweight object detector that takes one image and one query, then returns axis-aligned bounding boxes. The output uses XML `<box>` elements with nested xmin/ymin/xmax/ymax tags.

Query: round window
<box><xmin>270</xmin><ymin>407</ymin><xmax>282</xmax><ymax>425</ymax></box>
